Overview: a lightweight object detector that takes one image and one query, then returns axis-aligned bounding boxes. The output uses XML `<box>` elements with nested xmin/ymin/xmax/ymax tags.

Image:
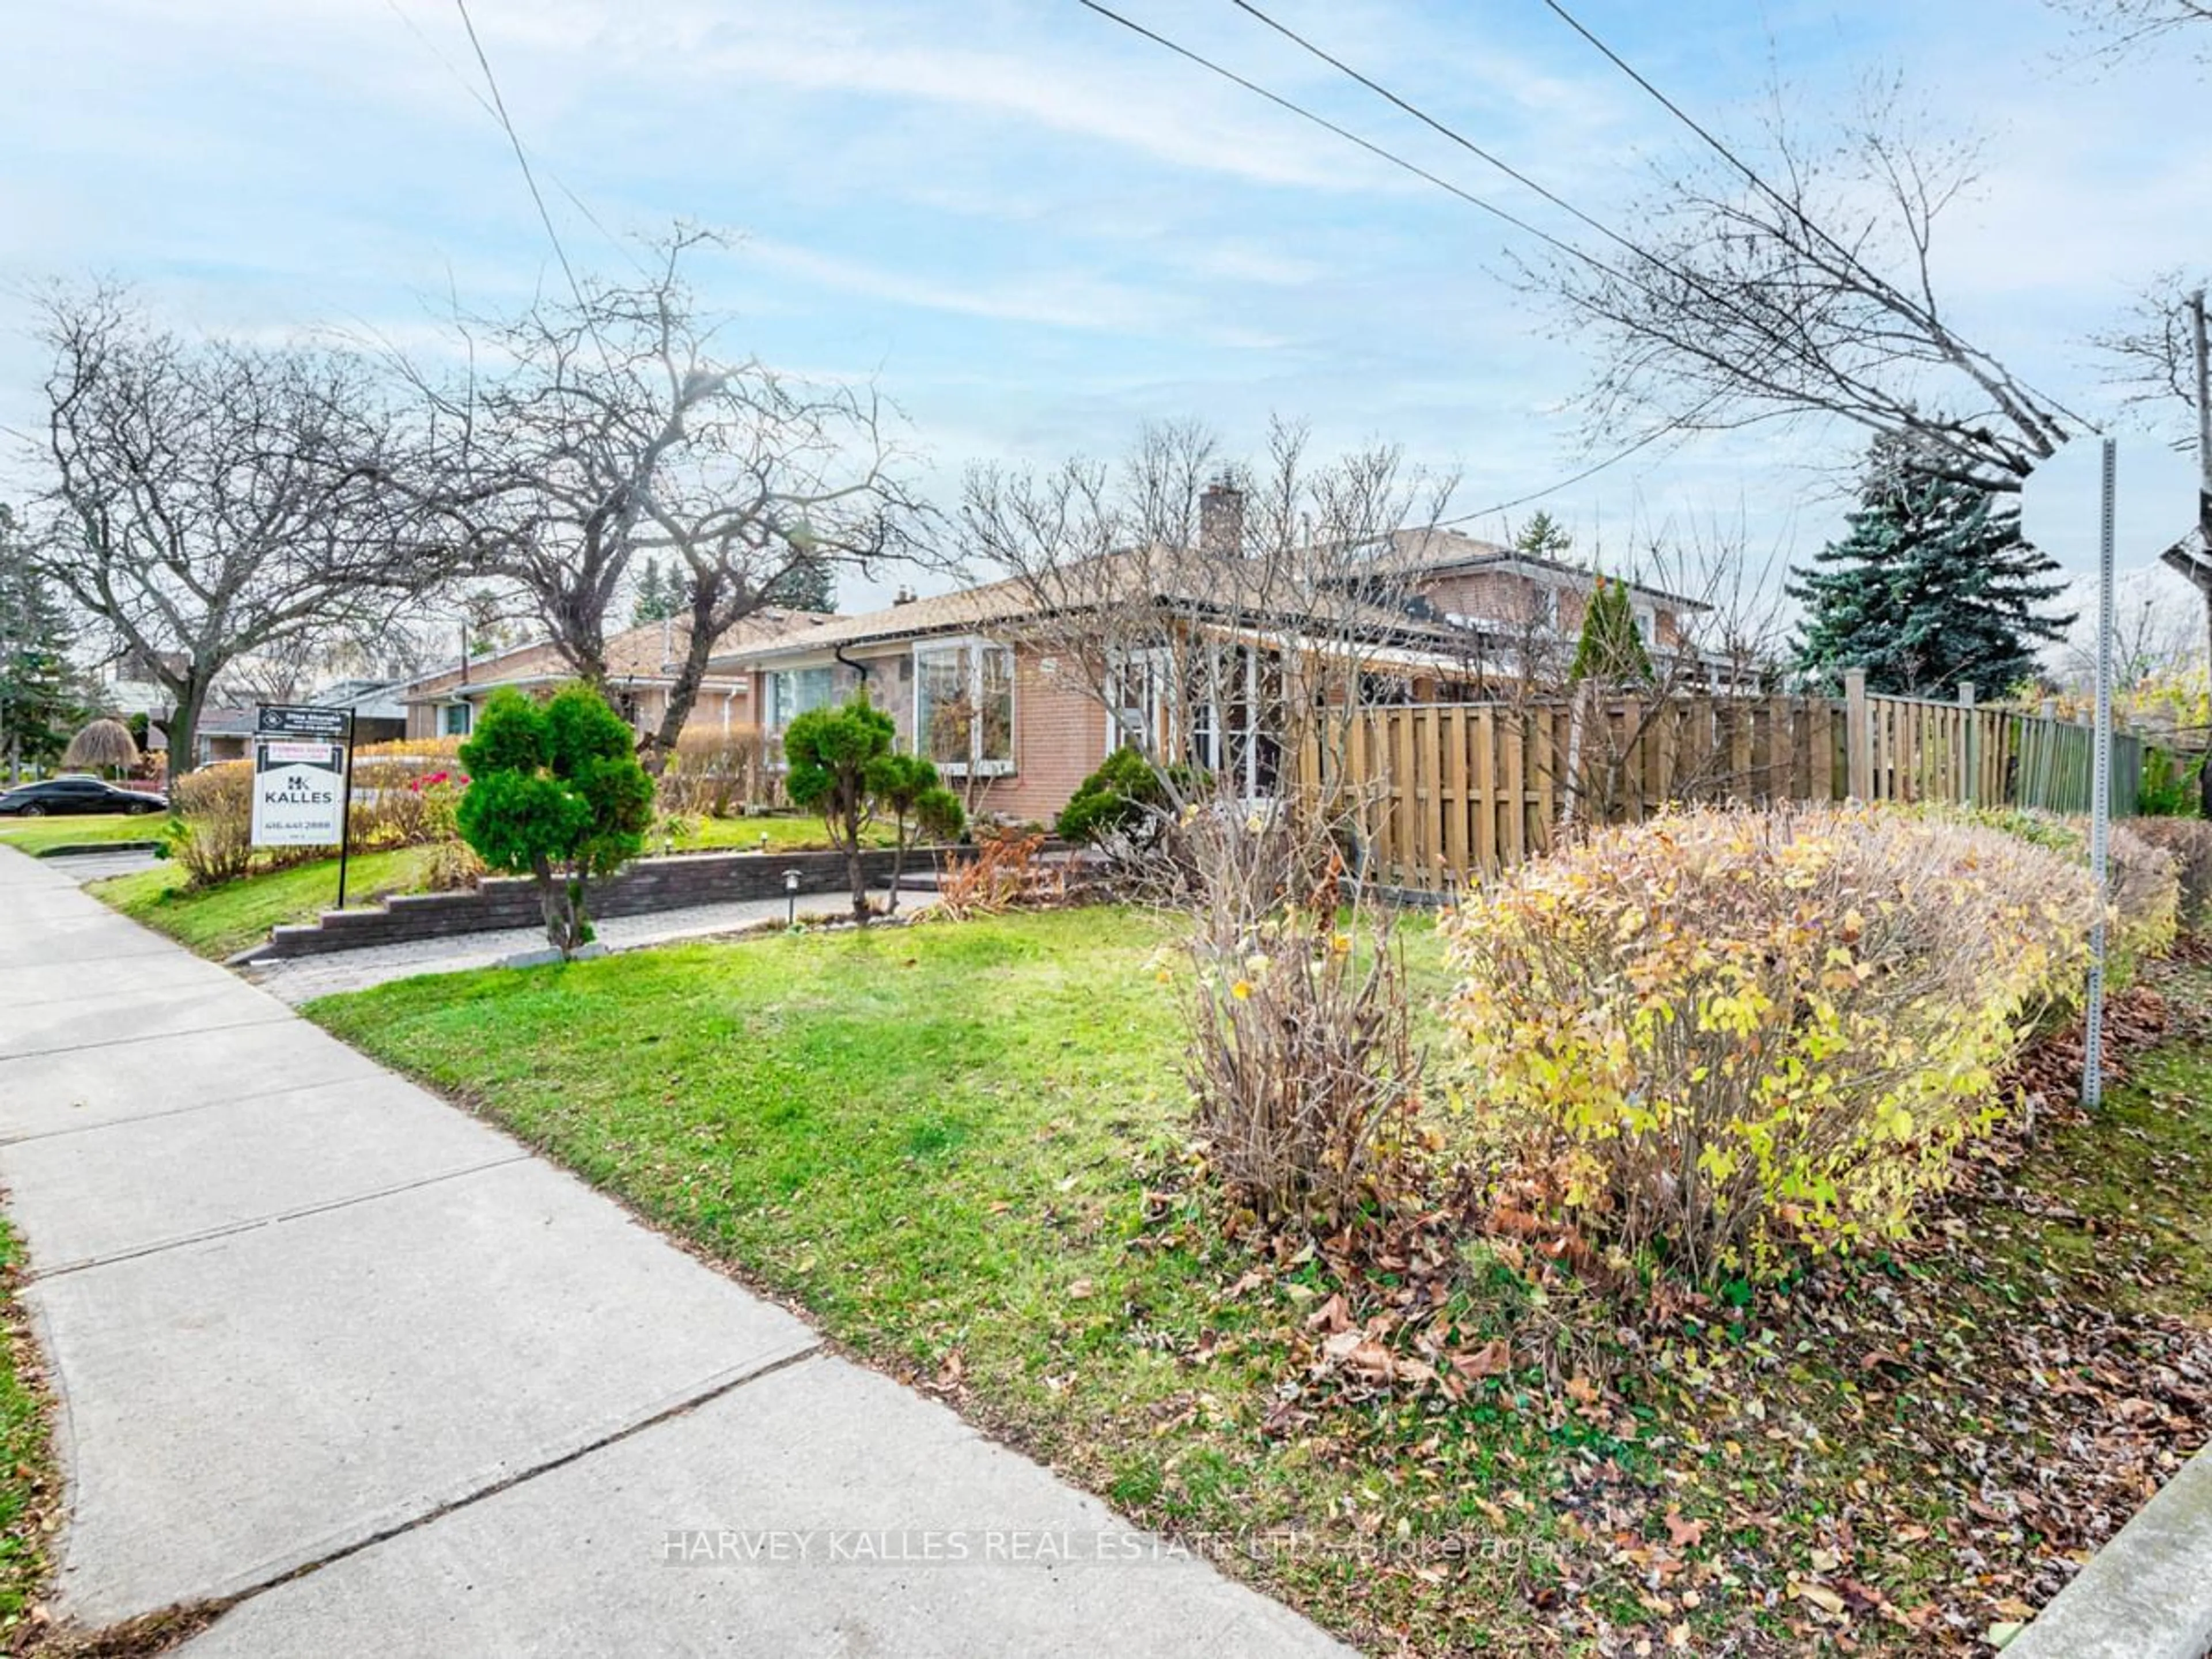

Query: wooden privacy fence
<box><xmin>1304</xmin><ymin>676</ymin><xmax>2146</xmax><ymax>893</ymax></box>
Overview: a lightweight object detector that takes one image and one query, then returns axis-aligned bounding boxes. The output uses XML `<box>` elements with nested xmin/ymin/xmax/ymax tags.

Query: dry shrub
<box><xmin>2128</xmin><ymin>817</ymin><xmax>2212</xmax><ymax>934</ymax></box>
<box><xmin>658</xmin><ymin>729</ymin><xmax>782</xmax><ymax>817</ymax></box>
<box><xmin>347</xmin><ymin>740</ymin><xmax>464</xmax><ymax>850</ymax></box>
<box><xmin>2105</xmin><ymin>823</ymin><xmax>2180</xmax><ymax>968</ymax></box>
<box><xmin>937</xmin><ymin>831</ymin><xmax>1063</xmax><ymax>918</ymax></box>
<box><xmin>419</xmin><ymin>835</ymin><xmax>485</xmax><ymax>893</ymax></box>
<box><xmin>1946</xmin><ymin>807</ymin><xmax>2178</xmax><ymax>976</ymax></box>
<box><xmin>165</xmin><ymin>762</ymin><xmax>257</xmax><ymax>887</ymax></box>
<box><xmin>1444</xmin><ymin>804</ymin><xmax>2098</xmax><ymax>1286</ymax></box>
<box><xmin>1175</xmin><ymin>799</ymin><xmax>1423</xmax><ymax>1225</ymax></box>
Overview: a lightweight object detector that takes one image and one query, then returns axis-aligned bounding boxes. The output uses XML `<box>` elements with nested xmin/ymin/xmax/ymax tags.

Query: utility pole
<box><xmin>2159</xmin><ymin>288</ymin><xmax>2212</xmax><ymax>813</ymax></box>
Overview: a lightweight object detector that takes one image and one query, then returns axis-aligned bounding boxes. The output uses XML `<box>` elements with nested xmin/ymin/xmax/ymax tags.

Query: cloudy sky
<box><xmin>2</xmin><ymin>0</ymin><xmax>2205</xmax><ymax>614</ymax></box>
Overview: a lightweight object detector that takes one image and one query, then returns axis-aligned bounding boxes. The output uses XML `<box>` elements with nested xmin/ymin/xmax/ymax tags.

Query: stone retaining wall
<box><xmin>257</xmin><ymin>847</ymin><xmax>940</xmax><ymax>959</ymax></box>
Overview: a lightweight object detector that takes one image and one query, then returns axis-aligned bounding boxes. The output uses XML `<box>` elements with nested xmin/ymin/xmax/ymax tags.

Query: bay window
<box><xmin>766</xmin><ymin>665</ymin><xmax>834</xmax><ymax>729</ymax></box>
<box><xmin>914</xmin><ymin>639</ymin><xmax>1014</xmax><ymax>776</ymax></box>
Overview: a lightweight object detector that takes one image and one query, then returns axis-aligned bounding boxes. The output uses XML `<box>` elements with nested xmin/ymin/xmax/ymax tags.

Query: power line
<box><xmin>1530</xmin><ymin>0</ymin><xmax>2093</xmax><ymax>440</ymax></box>
<box><xmin>1224</xmin><ymin>0</ymin><xmax>1641</xmax><ymax>266</ymax></box>
<box><xmin>1438</xmin><ymin>422</ymin><xmax>1688</xmax><ymax>529</ymax></box>
<box><xmin>449</xmin><ymin>0</ymin><xmax>600</xmax><ymax>325</ymax></box>
<box><xmin>1069</xmin><ymin>0</ymin><xmax>1601</xmax><ymax>271</ymax></box>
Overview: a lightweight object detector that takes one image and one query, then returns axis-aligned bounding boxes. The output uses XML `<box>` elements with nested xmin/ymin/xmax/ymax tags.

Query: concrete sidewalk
<box><xmin>0</xmin><ymin>848</ymin><xmax>1349</xmax><ymax>1657</ymax></box>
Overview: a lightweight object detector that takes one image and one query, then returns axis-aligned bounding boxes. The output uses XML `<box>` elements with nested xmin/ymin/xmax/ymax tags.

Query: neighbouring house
<box><xmin>715</xmin><ymin>495</ymin><xmax>1713</xmax><ymax>823</ymax></box>
<box><xmin>189</xmin><ymin>706</ymin><xmax>259</xmax><ymax>768</ymax></box>
<box><xmin>1371</xmin><ymin>529</ymin><xmax>1697</xmax><ymax>656</ymax></box>
<box><xmin>395</xmin><ymin>612</ymin><xmax>826</xmax><ymax>744</ymax></box>
<box><xmin>310</xmin><ymin>678</ymin><xmax>408</xmax><ymax>748</ymax></box>
<box><xmin>184</xmin><ymin>680</ymin><xmax>410</xmax><ymax>770</ymax></box>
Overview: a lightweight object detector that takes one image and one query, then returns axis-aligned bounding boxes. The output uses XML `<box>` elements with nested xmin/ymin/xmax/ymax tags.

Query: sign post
<box><xmin>251</xmin><ymin>706</ymin><xmax>351</xmax><ymax>903</ymax></box>
<box><xmin>2021</xmin><ymin>437</ymin><xmax>2199</xmax><ymax>1107</ymax></box>
<box><xmin>2084</xmin><ymin>442</ymin><xmax>2116</xmax><ymax>1109</ymax></box>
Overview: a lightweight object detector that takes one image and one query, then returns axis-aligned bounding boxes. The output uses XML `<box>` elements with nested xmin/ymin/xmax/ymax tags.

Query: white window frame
<box><xmin>914</xmin><ymin>637</ymin><xmax>1016</xmax><ymax>778</ymax></box>
<box><xmin>1104</xmin><ymin>641</ymin><xmax>1274</xmax><ymax>798</ymax></box>
<box><xmin>766</xmin><ymin>664</ymin><xmax>835</xmax><ymax>731</ymax></box>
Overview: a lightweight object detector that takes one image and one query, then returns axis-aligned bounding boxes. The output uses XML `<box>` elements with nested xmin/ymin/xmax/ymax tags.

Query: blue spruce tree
<box><xmin>1790</xmin><ymin>438</ymin><xmax>2073</xmax><ymax>696</ymax></box>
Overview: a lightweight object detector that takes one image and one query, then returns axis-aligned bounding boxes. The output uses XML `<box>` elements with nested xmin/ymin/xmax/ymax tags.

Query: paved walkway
<box><xmin>0</xmin><ymin>847</ymin><xmax>1346</xmax><ymax>1657</ymax></box>
<box><xmin>34</xmin><ymin>847</ymin><xmax>164</xmax><ymax>885</ymax></box>
<box><xmin>244</xmin><ymin>887</ymin><xmax>940</xmax><ymax>1003</ymax></box>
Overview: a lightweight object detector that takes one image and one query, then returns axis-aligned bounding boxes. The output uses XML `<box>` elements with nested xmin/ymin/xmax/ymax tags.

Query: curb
<box><xmin>31</xmin><ymin>842</ymin><xmax>162</xmax><ymax>859</ymax></box>
<box><xmin>2003</xmin><ymin>1441</ymin><xmax>2212</xmax><ymax>1658</ymax></box>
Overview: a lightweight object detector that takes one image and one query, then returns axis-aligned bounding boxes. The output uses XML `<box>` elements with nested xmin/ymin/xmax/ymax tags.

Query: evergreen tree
<box><xmin>630</xmin><ymin>557</ymin><xmax>677</xmax><ymax>627</ymax></box>
<box><xmin>1513</xmin><ymin>510</ymin><xmax>1574</xmax><ymax>561</ymax></box>
<box><xmin>0</xmin><ymin>507</ymin><xmax>84</xmax><ymax>779</ymax></box>
<box><xmin>1791</xmin><ymin>440</ymin><xmax>2073</xmax><ymax>696</ymax></box>
<box><xmin>1569</xmin><ymin>575</ymin><xmax>1654</xmax><ymax>688</ymax></box>
<box><xmin>764</xmin><ymin>558</ymin><xmax>836</xmax><ymax>613</ymax></box>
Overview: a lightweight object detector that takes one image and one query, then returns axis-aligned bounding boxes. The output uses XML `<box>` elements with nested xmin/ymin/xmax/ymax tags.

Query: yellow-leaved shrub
<box><xmin>1442</xmin><ymin>805</ymin><xmax>2098</xmax><ymax>1285</ymax></box>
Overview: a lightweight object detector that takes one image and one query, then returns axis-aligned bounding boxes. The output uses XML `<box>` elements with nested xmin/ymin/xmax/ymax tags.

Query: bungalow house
<box><xmin>713</xmin><ymin>501</ymin><xmax>1710</xmax><ymax>823</ymax></box>
<box><xmin>395</xmin><ymin>611</ymin><xmax>825</xmax><ymax>744</ymax></box>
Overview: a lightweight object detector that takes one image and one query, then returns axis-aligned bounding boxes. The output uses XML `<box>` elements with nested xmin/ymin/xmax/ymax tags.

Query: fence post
<box><xmin>1959</xmin><ymin>682</ymin><xmax>1977</xmax><ymax>808</ymax></box>
<box><xmin>1844</xmin><ymin>669</ymin><xmax>1871</xmax><ymax>800</ymax></box>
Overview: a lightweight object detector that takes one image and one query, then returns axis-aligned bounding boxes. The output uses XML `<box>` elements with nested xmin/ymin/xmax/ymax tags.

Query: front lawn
<box><xmin>306</xmin><ymin>910</ymin><xmax>2212</xmax><ymax>1655</ymax></box>
<box><xmin>92</xmin><ymin>847</ymin><xmax>439</xmax><ymax>960</ymax></box>
<box><xmin>672</xmin><ymin>812</ymin><xmax>896</xmax><ymax>852</ymax></box>
<box><xmin>0</xmin><ymin>813</ymin><xmax>164</xmax><ymax>856</ymax></box>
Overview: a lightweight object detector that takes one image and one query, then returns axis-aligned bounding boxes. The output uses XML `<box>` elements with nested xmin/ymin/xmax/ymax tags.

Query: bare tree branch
<box><xmin>397</xmin><ymin>228</ymin><xmax>936</xmax><ymax>766</ymax></box>
<box><xmin>1524</xmin><ymin>78</ymin><xmax>2074</xmax><ymax>491</ymax></box>
<box><xmin>31</xmin><ymin>283</ymin><xmax>437</xmax><ymax>772</ymax></box>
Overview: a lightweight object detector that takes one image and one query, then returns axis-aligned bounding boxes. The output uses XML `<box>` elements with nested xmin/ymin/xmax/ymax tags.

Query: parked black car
<box><xmin>0</xmin><ymin>776</ymin><xmax>168</xmax><ymax>817</ymax></box>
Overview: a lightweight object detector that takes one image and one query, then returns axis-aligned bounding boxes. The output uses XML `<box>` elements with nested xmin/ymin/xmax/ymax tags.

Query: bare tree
<box><xmin>960</xmin><ymin>418</ymin><xmax>1459</xmax><ymax>838</ymax></box>
<box><xmin>1528</xmin><ymin>81</ymin><xmax>2074</xmax><ymax>491</ymax></box>
<box><xmin>33</xmin><ymin>286</ymin><xmax>434</xmax><ymax>776</ymax></box>
<box><xmin>407</xmin><ymin>230</ymin><xmax>930</xmax><ymax>767</ymax></box>
<box><xmin>2052</xmin><ymin>0</ymin><xmax>2212</xmax><ymax>58</ymax></box>
<box><xmin>2093</xmin><ymin>272</ymin><xmax>2209</xmax><ymax>414</ymax></box>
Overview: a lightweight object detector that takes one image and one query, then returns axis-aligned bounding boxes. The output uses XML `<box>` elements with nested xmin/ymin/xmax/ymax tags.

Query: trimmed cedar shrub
<box><xmin>1442</xmin><ymin>805</ymin><xmax>2100</xmax><ymax>1287</ymax></box>
<box><xmin>456</xmin><ymin>684</ymin><xmax>654</xmax><ymax>957</ymax></box>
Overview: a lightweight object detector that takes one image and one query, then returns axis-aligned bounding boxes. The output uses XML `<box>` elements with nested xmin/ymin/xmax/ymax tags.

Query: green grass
<box><xmin>0</xmin><ymin>812</ymin><xmax>165</xmax><ymax>855</ymax></box>
<box><xmin>665</xmin><ymin>812</ymin><xmax>896</xmax><ymax>852</ymax></box>
<box><xmin>79</xmin><ymin>813</ymin><xmax>899</xmax><ymax>961</ymax></box>
<box><xmin>303</xmin><ymin>912</ymin><xmax>2212</xmax><ymax>1654</ymax></box>
<box><xmin>0</xmin><ymin>1218</ymin><xmax>54</xmax><ymax>1639</ymax></box>
<box><xmin>1983</xmin><ymin>967</ymin><xmax>2212</xmax><ymax>1323</ymax></box>
<box><xmin>92</xmin><ymin>847</ymin><xmax>439</xmax><ymax>960</ymax></box>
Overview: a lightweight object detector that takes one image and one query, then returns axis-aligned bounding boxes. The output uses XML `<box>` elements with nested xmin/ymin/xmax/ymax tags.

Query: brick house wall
<box><xmin>752</xmin><ymin>641</ymin><xmax>1104</xmax><ymax>825</ymax></box>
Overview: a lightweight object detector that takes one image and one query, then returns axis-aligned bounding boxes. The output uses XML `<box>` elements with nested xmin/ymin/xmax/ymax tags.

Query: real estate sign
<box><xmin>250</xmin><ymin>705</ymin><xmax>350</xmax><ymax>847</ymax></box>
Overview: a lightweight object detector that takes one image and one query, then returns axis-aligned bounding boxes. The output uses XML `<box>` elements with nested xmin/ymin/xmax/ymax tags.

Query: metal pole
<box><xmin>2084</xmin><ymin>438</ymin><xmax>2116</xmax><ymax>1110</ymax></box>
<box><xmin>2192</xmin><ymin>290</ymin><xmax>2211</xmax><ymax>816</ymax></box>
<box><xmin>336</xmin><ymin>710</ymin><xmax>357</xmax><ymax>911</ymax></box>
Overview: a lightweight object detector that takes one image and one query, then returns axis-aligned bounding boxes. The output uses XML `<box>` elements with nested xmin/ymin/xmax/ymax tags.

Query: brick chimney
<box><xmin>1200</xmin><ymin>477</ymin><xmax>1244</xmax><ymax>556</ymax></box>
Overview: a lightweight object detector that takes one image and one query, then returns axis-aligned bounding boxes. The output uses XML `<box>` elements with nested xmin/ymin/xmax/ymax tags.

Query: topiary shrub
<box><xmin>1055</xmin><ymin>746</ymin><xmax>1211</xmax><ymax>862</ymax></box>
<box><xmin>784</xmin><ymin>693</ymin><xmax>895</xmax><ymax>920</ymax></box>
<box><xmin>456</xmin><ymin>684</ymin><xmax>654</xmax><ymax>958</ymax></box>
<box><xmin>1056</xmin><ymin>746</ymin><xmax>1165</xmax><ymax>846</ymax></box>
<box><xmin>1443</xmin><ymin>804</ymin><xmax>2099</xmax><ymax>1287</ymax></box>
<box><xmin>864</xmin><ymin>750</ymin><xmax>964</xmax><ymax>917</ymax></box>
